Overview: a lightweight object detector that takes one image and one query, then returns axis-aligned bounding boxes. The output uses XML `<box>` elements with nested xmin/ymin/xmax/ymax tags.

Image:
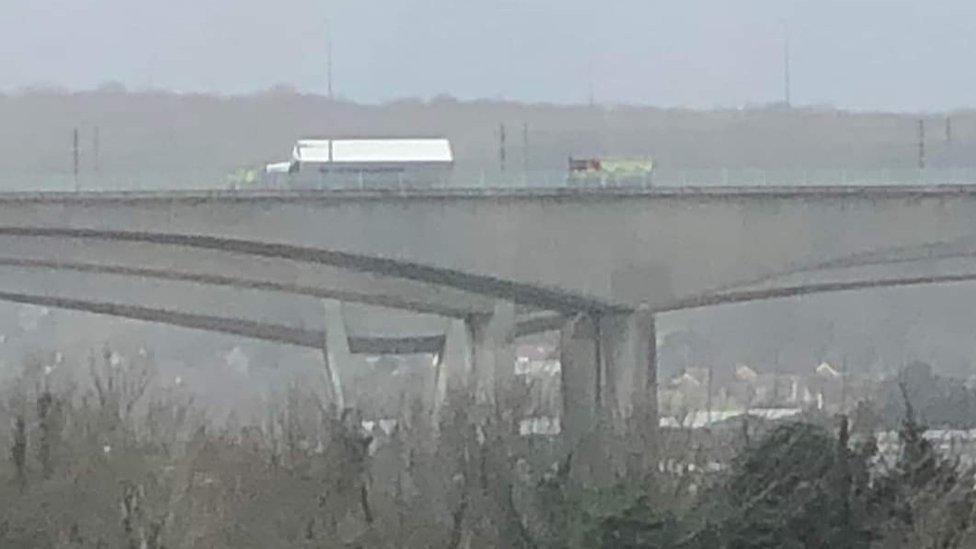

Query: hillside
<box><xmin>1</xmin><ymin>89</ymin><xmax>973</xmax><ymax>190</ymax></box>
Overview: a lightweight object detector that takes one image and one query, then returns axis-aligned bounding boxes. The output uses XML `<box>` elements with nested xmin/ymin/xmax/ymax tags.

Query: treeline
<box><xmin>875</xmin><ymin>361</ymin><xmax>976</xmax><ymax>430</ymax></box>
<box><xmin>1</xmin><ymin>89</ymin><xmax>974</xmax><ymax>188</ymax></box>
<box><xmin>2</xmin><ymin>348</ymin><xmax>976</xmax><ymax>547</ymax></box>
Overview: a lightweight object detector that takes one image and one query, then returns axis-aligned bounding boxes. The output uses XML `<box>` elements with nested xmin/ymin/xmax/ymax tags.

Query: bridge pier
<box><xmin>322</xmin><ymin>299</ymin><xmax>357</xmax><ymax>410</ymax></box>
<box><xmin>560</xmin><ymin>314</ymin><xmax>600</xmax><ymax>449</ymax></box>
<box><xmin>557</xmin><ymin>307</ymin><xmax>657</xmax><ymax>481</ymax></box>
<box><xmin>433</xmin><ymin>302</ymin><xmax>517</xmax><ymax>420</ymax></box>
<box><xmin>469</xmin><ymin>301</ymin><xmax>517</xmax><ymax>407</ymax></box>
<box><xmin>598</xmin><ymin>306</ymin><xmax>658</xmax><ymax>478</ymax></box>
<box><xmin>433</xmin><ymin>318</ymin><xmax>474</xmax><ymax>421</ymax></box>
<box><xmin>599</xmin><ymin>307</ymin><xmax>656</xmax><ymax>423</ymax></box>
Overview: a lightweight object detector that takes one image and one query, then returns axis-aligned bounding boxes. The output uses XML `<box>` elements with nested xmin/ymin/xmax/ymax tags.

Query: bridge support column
<box><xmin>469</xmin><ymin>301</ymin><xmax>517</xmax><ymax>408</ymax></box>
<box><xmin>560</xmin><ymin>314</ymin><xmax>600</xmax><ymax>450</ymax></box>
<box><xmin>599</xmin><ymin>306</ymin><xmax>658</xmax><ymax>478</ymax></box>
<box><xmin>322</xmin><ymin>299</ymin><xmax>356</xmax><ymax>411</ymax></box>
<box><xmin>433</xmin><ymin>318</ymin><xmax>474</xmax><ymax>422</ymax></box>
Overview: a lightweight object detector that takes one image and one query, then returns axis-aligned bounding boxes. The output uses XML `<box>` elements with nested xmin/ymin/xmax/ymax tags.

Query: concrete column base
<box><xmin>469</xmin><ymin>301</ymin><xmax>517</xmax><ymax>408</ymax></box>
<box><xmin>433</xmin><ymin>302</ymin><xmax>516</xmax><ymax>431</ymax></box>
<box><xmin>598</xmin><ymin>306</ymin><xmax>658</xmax><ymax>479</ymax></box>
<box><xmin>322</xmin><ymin>299</ymin><xmax>357</xmax><ymax>410</ymax></box>
<box><xmin>560</xmin><ymin>313</ymin><xmax>619</xmax><ymax>485</ymax></box>
<box><xmin>433</xmin><ymin>318</ymin><xmax>474</xmax><ymax>422</ymax></box>
<box><xmin>560</xmin><ymin>313</ymin><xmax>600</xmax><ymax>449</ymax></box>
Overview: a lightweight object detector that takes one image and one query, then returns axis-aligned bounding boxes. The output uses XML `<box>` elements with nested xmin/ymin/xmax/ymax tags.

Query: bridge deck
<box><xmin>1</xmin><ymin>184</ymin><xmax>976</xmax><ymax>204</ymax></box>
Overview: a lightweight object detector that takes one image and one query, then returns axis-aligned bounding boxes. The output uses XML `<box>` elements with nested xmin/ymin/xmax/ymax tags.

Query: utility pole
<box><xmin>499</xmin><ymin>123</ymin><xmax>507</xmax><ymax>172</ymax></box>
<box><xmin>783</xmin><ymin>21</ymin><xmax>791</xmax><ymax>108</ymax></box>
<box><xmin>946</xmin><ymin>116</ymin><xmax>952</xmax><ymax>144</ymax></box>
<box><xmin>522</xmin><ymin>122</ymin><xmax>529</xmax><ymax>173</ymax></box>
<box><xmin>326</xmin><ymin>19</ymin><xmax>334</xmax><ymax>100</ymax></box>
<box><xmin>72</xmin><ymin>128</ymin><xmax>79</xmax><ymax>192</ymax></box>
<box><xmin>918</xmin><ymin>119</ymin><xmax>926</xmax><ymax>171</ymax></box>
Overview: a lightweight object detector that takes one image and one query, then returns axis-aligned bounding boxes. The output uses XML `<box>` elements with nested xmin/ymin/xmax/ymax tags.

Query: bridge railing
<box><xmin>7</xmin><ymin>167</ymin><xmax>976</xmax><ymax>192</ymax></box>
<box><xmin>454</xmin><ymin>167</ymin><xmax>976</xmax><ymax>189</ymax></box>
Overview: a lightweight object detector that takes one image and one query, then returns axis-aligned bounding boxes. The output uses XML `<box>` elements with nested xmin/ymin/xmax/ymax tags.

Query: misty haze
<box><xmin>2</xmin><ymin>2</ymin><xmax>976</xmax><ymax>548</ymax></box>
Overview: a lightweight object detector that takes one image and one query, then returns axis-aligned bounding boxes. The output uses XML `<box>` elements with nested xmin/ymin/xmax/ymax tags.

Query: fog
<box><xmin>3</xmin><ymin>1</ymin><xmax>976</xmax><ymax>110</ymax></box>
<box><xmin>3</xmin><ymin>2</ymin><xmax>976</xmax><ymax>547</ymax></box>
<box><xmin>1</xmin><ymin>91</ymin><xmax>974</xmax><ymax>192</ymax></box>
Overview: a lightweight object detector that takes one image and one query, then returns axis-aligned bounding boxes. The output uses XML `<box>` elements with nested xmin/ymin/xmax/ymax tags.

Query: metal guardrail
<box><xmin>5</xmin><ymin>183</ymin><xmax>976</xmax><ymax>205</ymax></box>
<box><xmin>6</xmin><ymin>167</ymin><xmax>976</xmax><ymax>195</ymax></box>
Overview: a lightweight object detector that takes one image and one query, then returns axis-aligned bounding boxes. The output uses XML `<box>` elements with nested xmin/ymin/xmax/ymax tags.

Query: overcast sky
<box><xmin>2</xmin><ymin>0</ymin><xmax>975</xmax><ymax>111</ymax></box>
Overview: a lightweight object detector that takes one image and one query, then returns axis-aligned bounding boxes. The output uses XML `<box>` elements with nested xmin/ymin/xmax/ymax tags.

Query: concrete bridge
<box><xmin>2</xmin><ymin>185</ymin><xmax>976</xmax><ymax>448</ymax></box>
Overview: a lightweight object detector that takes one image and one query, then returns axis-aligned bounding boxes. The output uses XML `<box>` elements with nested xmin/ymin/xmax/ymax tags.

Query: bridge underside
<box><xmin>0</xmin><ymin>187</ymin><xmax>974</xmax><ymax>481</ymax></box>
<box><xmin>0</xmin><ymin>231</ymin><xmax>583</xmax><ymax>412</ymax></box>
<box><xmin>673</xmin><ymin>237</ymin><xmax>976</xmax><ymax>311</ymax></box>
<box><xmin>0</xmin><ymin>186</ymin><xmax>973</xmax><ymax>309</ymax></box>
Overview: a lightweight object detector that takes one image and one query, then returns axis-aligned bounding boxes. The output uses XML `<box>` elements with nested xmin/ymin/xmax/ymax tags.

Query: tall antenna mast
<box><xmin>783</xmin><ymin>21</ymin><xmax>791</xmax><ymax>107</ymax></box>
<box><xmin>326</xmin><ymin>19</ymin><xmax>334</xmax><ymax>100</ymax></box>
<box><xmin>499</xmin><ymin>123</ymin><xmax>507</xmax><ymax>172</ymax></box>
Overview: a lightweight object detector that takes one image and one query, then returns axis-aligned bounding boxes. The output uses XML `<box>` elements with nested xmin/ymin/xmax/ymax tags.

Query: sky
<box><xmin>3</xmin><ymin>0</ymin><xmax>976</xmax><ymax>111</ymax></box>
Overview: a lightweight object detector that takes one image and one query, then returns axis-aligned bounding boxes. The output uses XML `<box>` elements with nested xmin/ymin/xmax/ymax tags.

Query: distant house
<box><xmin>735</xmin><ymin>364</ymin><xmax>758</xmax><ymax>382</ymax></box>
<box><xmin>809</xmin><ymin>361</ymin><xmax>844</xmax><ymax>411</ymax></box>
<box><xmin>816</xmin><ymin>361</ymin><xmax>841</xmax><ymax>378</ymax></box>
<box><xmin>674</xmin><ymin>371</ymin><xmax>702</xmax><ymax>389</ymax></box>
<box><xmin>515</xmin><ymin>343</ymin><xmax>559</xmax><ymax>376</ymax></box>
<box><xmin>663</xmin><ymin>369</ymin><xmax>709</xmax><ymax>412</ymax></box>
<box><xmin>516</xmin><ymin>343</ymin><xmax>554</xmax><ymax>363</ymax></box>
<box><xmin>660</xmin><ymin>407</ymin><xmax>801</xmax><ymax>430</ymax></box>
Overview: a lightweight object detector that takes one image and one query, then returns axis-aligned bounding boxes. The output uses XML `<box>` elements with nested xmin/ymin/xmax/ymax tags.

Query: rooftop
<box><xmin>292</xmin><ymin>138</ymin><xmax>454</xmax><ymax>164</ymax></box>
